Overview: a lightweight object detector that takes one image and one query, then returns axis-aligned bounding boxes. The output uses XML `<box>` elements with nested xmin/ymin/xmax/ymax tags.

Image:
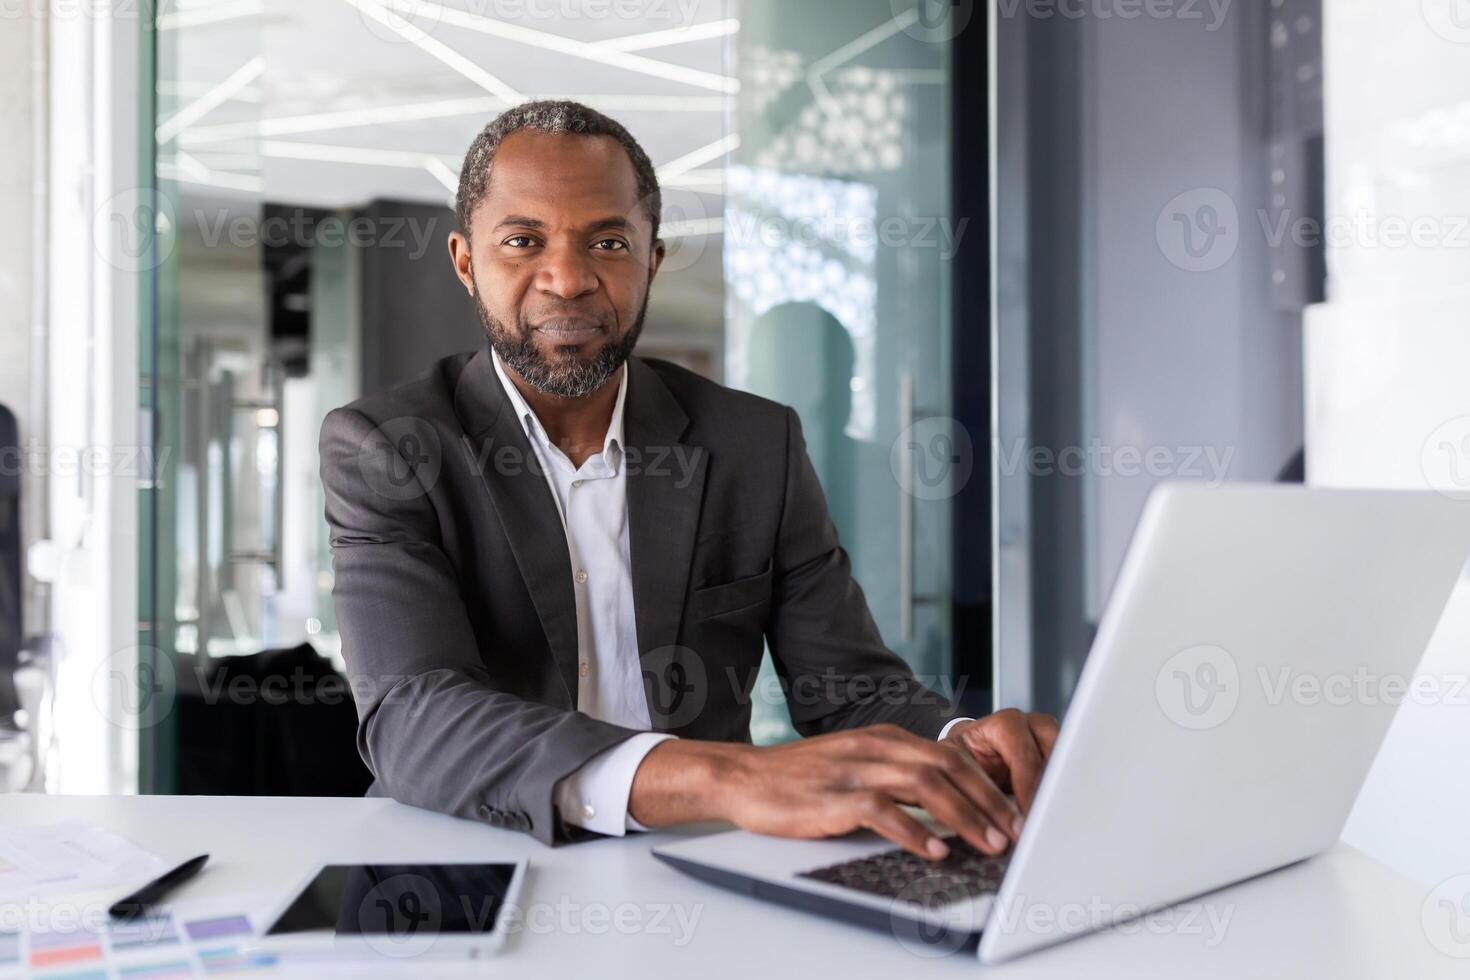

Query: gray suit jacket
<box><xmin>320</xmin><ymin>347</ymin><xmax>954</xmax><ymax>845</ymax></box>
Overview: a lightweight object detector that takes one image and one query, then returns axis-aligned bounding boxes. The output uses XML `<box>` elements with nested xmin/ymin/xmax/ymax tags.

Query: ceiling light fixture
<box><xmin>180</xmin><ymin>93</ymin><xmax>726</xmax><ymax>147</ymax></box>
<box><xmin>399</xmin><ymin>0</ymin><xmax>739</xmax><ymax>94</ymax></box>
<box><xmin>342</xmin><ymin>0</ymin><xmax>522</xmax><ymax>104</ymax></box>
<box><xmin>157</xmin><ymin>0</ymin><xmax>262</xmax><ymax>31</ymax></box>
<box><xmin>657</xmin><ymin>134</ymin><xmax>741</xmax><ymax>181</ymax></box>
<box><xmin>156</xmin><ymin>56</ymin><xmax>266</xmax><ymax>145</ymax></box>
<box><xmin>595</xmin><ymin>18</ymin><xmax>740</xmax><ymax>53</ymax></box>
<box><xmin>262</xmin><ymin>140</ymin><xmax>455</xmax><ymax>170</ymax></box>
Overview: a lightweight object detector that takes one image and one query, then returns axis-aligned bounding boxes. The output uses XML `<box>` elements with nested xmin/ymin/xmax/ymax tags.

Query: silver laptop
<box><xmin>654</xmin><ymin>484</ymin><xmax>1470</xmax><ymax>963</ymax></box>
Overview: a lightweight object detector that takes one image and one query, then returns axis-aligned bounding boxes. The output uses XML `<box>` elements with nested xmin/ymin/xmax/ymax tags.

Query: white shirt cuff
<box><xmin>554</xmin><ymin>732</ymin><xmax>676</xmax><ymax>837</ymax></box>
<box><xmin>938</xmin><ymin>717</ymin><xmax>975</xmax><ymax>741</ymax></box>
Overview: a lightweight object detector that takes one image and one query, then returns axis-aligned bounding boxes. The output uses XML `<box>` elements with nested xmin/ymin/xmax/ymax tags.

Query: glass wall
<box><xmin>992</xmin><ymin>2</ymin><xmax>1314</xmax><ymax>714</ymax></box>
<box><xmin>726</xmin><ymin>0</ymin><xmax>955</xmax><ymax>740</ymax></box>
<box><xmin>144</xmin><ymin>0</ymin><xmax>960</xmax><ymax>778</ymax></box>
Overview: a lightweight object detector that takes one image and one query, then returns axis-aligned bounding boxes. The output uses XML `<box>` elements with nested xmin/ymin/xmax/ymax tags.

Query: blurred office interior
<box><xmin>0</xmin><ymin>0</ymin><xmax>1467</xmax><ymax>891</ymax></box>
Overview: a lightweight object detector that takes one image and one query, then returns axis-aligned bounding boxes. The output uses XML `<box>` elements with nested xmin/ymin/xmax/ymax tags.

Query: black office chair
<box><xmin>176</xmin><ymin>642</ymin><xmax>373</xmax><ymax>797</ymax></box>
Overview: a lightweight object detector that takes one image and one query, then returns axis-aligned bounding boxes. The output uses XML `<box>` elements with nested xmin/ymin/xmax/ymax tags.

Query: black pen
<box><xmin>109</xmin><ymin>854</ymin><xmax>210</xmax><ymax>921</ymax></box>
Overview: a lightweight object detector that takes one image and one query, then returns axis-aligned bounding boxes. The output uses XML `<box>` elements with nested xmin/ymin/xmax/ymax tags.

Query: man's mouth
<box><xmin>532</xmin><ymin>319</ymin><xmax>606</xmax><ymax>345</ymax></box>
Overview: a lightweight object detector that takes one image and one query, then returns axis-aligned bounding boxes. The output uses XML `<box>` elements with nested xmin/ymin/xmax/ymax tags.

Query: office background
<box><xmin>0</xmin><ymin>0</ymin><xmax>1465</xmax><ymax>893</ymax></box>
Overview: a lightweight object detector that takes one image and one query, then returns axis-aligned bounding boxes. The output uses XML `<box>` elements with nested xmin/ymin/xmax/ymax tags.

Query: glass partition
<box><xmin>144</xmin><ymin>0</ymin><xmax>958</xmax><ymax>778</ymax></box>
<box><xmin>729</xmin><ymin>0</ymin><xmax>956</xmax><ymax>741</ymax></box>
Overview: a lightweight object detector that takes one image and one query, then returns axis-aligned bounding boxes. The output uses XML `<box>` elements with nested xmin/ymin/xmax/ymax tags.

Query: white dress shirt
<box><xmin>492</xmin><ymin>352</ymin><xmax>672</xmax><ymax>836</ymax></box>
<box><xmin>492</xmin><ymin>351</ymin><xmax>971</xmax><ymax>837</ymax></box>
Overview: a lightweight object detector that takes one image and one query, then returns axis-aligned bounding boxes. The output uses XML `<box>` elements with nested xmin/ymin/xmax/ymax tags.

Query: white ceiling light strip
<box><xmin>400</xmin><ymin>0</ymin><xmax>739</xmax><ymax>95</ymax></box>
<box><xmin>155</xmin><ymin>56</ymin><xmax>266</xmax><ymax>145</ymax></box>
<box><xmin>423</xmin><ymin>156</ymin><xmax>461</xmax><ymax>195</ymax></box>
<box><xmin>262</xmin><ymin>140</ymin><xmax>456</xmax><ymax>170</ymax></box>
<box><xmin>342</xmin><ymin>0</ymin><xmax>523</xmax><ymax>104</ymax></box>
<box><xmin>660</xmin><ymin>168</ymin><xmax>726</xmax><ymax>189</ymax></box>
<box><xmin>544</xmin><ymin>94</ymin><xmax>727</xmax><ymax>112</ymax></box>
<box><xmin>806</xmin><ymin>6</ymin><xmax>917</xmax><ymax>105</ymax></box>
<box><xmin>180</xmin><ymin>93</ymin><xmax>725</xmax><ymax>147</ymax></box>
<box><xmin>595</xmin><ymin>18</ymin><xmax>740</xmax><ymax>52</ymax></box>
<box><xmin>657</xmin><ymin>133</ymin><xmax>740</xmax><ymax>181</ymax></box>
<box><xmin>158</xmin><ymin>155</ymin><xmax>264</xmax><ymax>194</ymax></box>
<box><xmin>158</xmin><ymin>79</ymin><xmax>262</xmax><ymax>104</ymax></box>
<box><xmin>157</xmin><ymin>0</ymin><xmax>262</xmax><ymax>30</ymax></box>
<box><xmin>172</xmin><ymin>151</ymin><xmax>212</xmax><ymax>181</ymax></box>
<box><xmin>180</xmin><ymin>96</ymin><xmax>505</xmax><ymax>146</ymax></box>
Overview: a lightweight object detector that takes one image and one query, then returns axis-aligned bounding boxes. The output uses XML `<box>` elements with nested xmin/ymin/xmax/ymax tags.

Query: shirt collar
<box><xmin>490</xmin><ymin>347</ymin><xmax>628</xmax><ymax>466</ymax></box>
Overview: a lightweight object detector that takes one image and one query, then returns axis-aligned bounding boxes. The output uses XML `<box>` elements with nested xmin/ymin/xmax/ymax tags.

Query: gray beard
<box><xmin>475</xmin><ymin>292</ymin><xmax>647</xmax><ymax>399</ymax></box>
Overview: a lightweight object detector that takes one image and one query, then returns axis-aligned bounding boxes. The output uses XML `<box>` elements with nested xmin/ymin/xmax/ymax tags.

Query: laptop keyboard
<box><xmin>798</xmin><ymin>839</ymin><xmax>1010</xmax><ymax>907</ymax></box>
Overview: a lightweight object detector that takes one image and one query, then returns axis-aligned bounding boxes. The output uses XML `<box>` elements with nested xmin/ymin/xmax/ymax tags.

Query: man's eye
<box><xmin>503</xmin><ymin>236</ymin><xmax>536</xmax><ymax>248</ymax></box>
<box><xmin>592</xmin><ymin>239</ymin><xmax>629</xmax><ymax>251</ymax></box>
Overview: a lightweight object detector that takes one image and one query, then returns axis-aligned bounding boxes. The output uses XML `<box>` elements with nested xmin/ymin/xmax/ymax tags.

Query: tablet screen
<box><xmin>264</xmin><ymin>864</ymin><xmax>520</xmax><ymax>937</ymax></box>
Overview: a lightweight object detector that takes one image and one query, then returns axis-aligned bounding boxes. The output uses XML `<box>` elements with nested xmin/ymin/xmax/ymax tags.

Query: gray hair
<box><xmin>455</xmin><ymin>99</ymin><xmax>662</xmax><ymax>242</ymax></box>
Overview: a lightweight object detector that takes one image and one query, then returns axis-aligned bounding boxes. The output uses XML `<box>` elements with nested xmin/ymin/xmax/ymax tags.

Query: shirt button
<box><xmin>575</xmin><ymin>569</ymin><xmax>588</xmax><ymax>584</ymax></box>
<box><xmin>579</xmin><ymin>661</ymin><xmax>589</xmax><ymax>678</ymax></box>
<box><xmin>583</xmin><ymin>803</ymin><xmax>596</xmax><ymax>821</ymax></box>
<box><xmin>572</xmin><ymin>479</ymin><xmax>584</xmax><ymax>489</ymax></box>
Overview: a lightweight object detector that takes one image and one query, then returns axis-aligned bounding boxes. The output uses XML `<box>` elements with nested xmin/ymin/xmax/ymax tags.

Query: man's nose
<box><xmin>534</xmin><ymin>243</ymin><xmax>599</xmax><ymax>300</ymax></box>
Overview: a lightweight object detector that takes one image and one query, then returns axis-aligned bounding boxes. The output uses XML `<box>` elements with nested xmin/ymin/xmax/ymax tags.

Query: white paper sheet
<box><xmin>0</xmin><ymin>818</ymin><xmax>167</xmax><ymax>903</ymax></box>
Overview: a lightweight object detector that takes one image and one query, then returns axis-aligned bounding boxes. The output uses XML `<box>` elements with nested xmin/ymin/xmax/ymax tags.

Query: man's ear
<box><xmin>447</xmin><ymin>230</ymin><xmax>476</xmax><ymax>296</ymax></box>
<box><xmin>648</xmin><ymin>238</ymin><xmax>667</xmax><ymax>285</ymax></box>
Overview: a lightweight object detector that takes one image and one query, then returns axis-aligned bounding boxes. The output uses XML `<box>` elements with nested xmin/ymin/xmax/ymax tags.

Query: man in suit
<box><xmin>321</xmin><ymin>101</ymin><xmax>1057</xmax><ymax>859</ymax></box>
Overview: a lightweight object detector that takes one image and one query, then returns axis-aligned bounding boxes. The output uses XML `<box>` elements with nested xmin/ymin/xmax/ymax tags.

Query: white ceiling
<box><xmin>158</xmin><ymin>0</ymin><xmax>736</xmax><ymax>211</ymax></box>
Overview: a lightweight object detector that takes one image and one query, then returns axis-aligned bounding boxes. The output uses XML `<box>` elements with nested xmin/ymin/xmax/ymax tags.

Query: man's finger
<box><xmin>858</xmin><ymin>761</ymin><xmax>1011</xmax><ymax>856</ymax></box>
<box><xmin>1028</xmin><ymin>712</ymin><xmax>1060</xmax><ymax>760</ymax></box>
<box><xmin>853</xmin><ymin>729</ymin><xmax>1024</xmax><ymax>836</ymax></box>
<box><xmin>850</xmin><ymin>791</ymin><xmax>951</xmax><ymax>861</ymax></box>
<box><xmin>963</xmin><ymin>710</ymin><xmax>1048</xmax><ymax>814</ymax></box>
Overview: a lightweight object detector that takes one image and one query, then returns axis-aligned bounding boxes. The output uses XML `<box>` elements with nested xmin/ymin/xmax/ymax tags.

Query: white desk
<box><xmin>1</xmin><ymin>794</ymin><xmax>1459</xmax><ymax>978</ymax></box>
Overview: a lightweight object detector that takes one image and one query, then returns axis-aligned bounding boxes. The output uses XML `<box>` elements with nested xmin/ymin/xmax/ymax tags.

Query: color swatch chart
<box><xmin>0</xmin><ymin>909</ymin><xmax>279</xmax><ymax>979</ymax></box>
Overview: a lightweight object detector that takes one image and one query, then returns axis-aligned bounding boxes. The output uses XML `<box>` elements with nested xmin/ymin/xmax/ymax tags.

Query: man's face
<box><xmin>449</xmin><ymin>130</ymin><xmax>665</xmax><ymax>399</ymax></box>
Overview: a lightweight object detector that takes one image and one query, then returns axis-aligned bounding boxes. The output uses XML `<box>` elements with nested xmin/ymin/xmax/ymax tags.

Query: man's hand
<box><xmin>628</xmin><ymin>724</ymin><xmax>1028</xmax><ymax>861</ymax></box>
<box><xmin>942</xmin><ymin>709</ymin><xmax>1060</xmax><ymax>814</ymax></box>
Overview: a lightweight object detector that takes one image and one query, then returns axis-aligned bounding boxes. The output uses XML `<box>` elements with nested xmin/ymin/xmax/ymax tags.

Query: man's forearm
<box><xmin>626</xmin><ymin>739</ymin><xmax>755</xmax><ymax>827</ymax></box>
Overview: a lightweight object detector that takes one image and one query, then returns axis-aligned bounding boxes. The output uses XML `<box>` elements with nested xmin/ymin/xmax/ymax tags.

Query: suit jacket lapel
<box><xmin>453</xmin><ymin>347</ymin><xmax>581</xmax><ymax>707</ymax></box>
<box><xmin>623</xmin><ymin>357</ymin><xmax>708</xmax><ymax>662</ymax></box>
